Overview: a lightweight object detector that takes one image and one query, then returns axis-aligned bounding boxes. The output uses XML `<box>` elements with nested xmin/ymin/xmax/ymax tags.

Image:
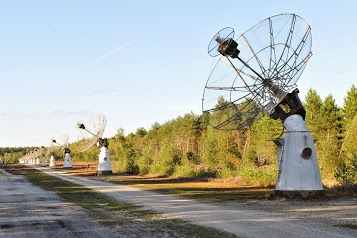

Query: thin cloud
<box><xmin>53</xmin><ymin>110</ymin><xmax>97</xmax><ymax>116</ymax></box>
<box><xmin>92</xmin><ymin>88</ymin><xmax>118</xmax><ymax>94</ymax></box>
<box><xmin>88</xmin><ymin>41</ymin><xmax>132</xmax><ymax>65</ymax></box>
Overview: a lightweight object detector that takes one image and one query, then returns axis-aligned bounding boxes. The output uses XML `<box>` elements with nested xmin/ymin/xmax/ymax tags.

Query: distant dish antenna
<box><xmin>37</xmin><ymin>146</ymin><xmax>46</xmax><ymax>166</ymax></box>
<box><xmin>19</xmin><ymin>149</ymin><xmax>40</xmax><ymax>165</ymax></box>
<box><xmin>29</xmin><ymin>149</ymin><xmax>39</xmax><ymax>165</ymax></box>
<box><xmin>45</xmin><ymin>140</ymin><xmax>56</xmax><ymax>167</ymax></box>
<box><xmin>34</xmin><ymin>149</ymin><xmax>41</xmax><ymax>165</ymax></box>
<box><xmin>47</xmin><ymin>134</ymin><xmax>67</xmax><ymax>167</ymax></box>
<box><xmin>19</xmin><ymin>152</ymin><xmax>31</xmax><ymax>164</ymax></box>
<box><xmin>52</xmin><ymin>134</ymin><xmax>72</xmax><ymax>169</ymax></box>
<box><xmin>204</xmin><ymin>13</ymin><xmax>323</xmax><ymax>199</ymax></box>
<box><xmin>26</xmin><ymin>150</ymin><xmax>36</xmax><ymax>165</ymax></box>
<box><xmin>76</xmin><ymin>114</ymin><xmax>112</xmax><ymax>175</ymax></box>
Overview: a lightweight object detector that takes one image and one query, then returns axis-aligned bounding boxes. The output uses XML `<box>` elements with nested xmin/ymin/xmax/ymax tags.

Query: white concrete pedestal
<box><xmin>273</xmin><ymin>115</ymin><xmax>324</xmax><ymax>199</ymax></box>
<box><xmin>97</xmin><ymin>147</ymin><xmax>112</xmax><ymax>175</ymax></box>
<box><xmin>41</xmin><ymin>156</ymin><xmax>46</xmax><ymax>166</ymax></box>
<box><xmin>49</xmin><ymin>155</ymin><xmax>56</xmax><ymax>167</ymax></box>
<box><xmin>63</xmin><ymin>153</ymin><xmax>72</xmax><ymax>168</ymax></box>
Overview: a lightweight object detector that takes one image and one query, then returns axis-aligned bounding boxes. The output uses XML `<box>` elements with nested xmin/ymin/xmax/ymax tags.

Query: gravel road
<box><xmin>0</xmin><ymin>168</ymin><xmax>116</xmax><ymax>238</ymax></box>
<box><xmin>35</xmin><ymin>167</ymin><xmax>357</xmax><ymax>238</ymax></box>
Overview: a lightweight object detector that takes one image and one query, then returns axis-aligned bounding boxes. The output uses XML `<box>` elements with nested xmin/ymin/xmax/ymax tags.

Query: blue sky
<box><xmin>1</xmin><ymin>1</ymin><xmax>356</xmax><ymax>147</ymax></box>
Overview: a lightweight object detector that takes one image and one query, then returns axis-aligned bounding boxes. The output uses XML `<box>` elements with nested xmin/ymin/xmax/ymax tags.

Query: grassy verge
<box><xmin>334</xmin><ymin>223</ymin><xmax>357</xmax><ymax>230</ymax></box>
<box><xmin>4</xmin><ymin>165</ymin><xmax>236</xmax><ymax>238</ymax></box>
<box><xmin>75</xmin><ymin>173</ymin><xmax>356</xmax><ymax>202</ymax></box>
<box><xmin>91</xmin><ymin>175</ymin><xmax>274</xmax><ymax>202</ymax></box>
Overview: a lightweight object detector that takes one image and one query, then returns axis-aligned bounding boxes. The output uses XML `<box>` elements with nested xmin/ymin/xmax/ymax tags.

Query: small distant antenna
<box><xmin>52</xmin><ymin>134</ymin><xmax>72</xmax><ymax>168</ymax></box>
<box><xmin>47</xmin><ymin>139</ymin><xmax>57</xmax><ymax>167</ymax></box>
<box><xmin>40</xmin><ymin>146</ymin><xmax>46</xmax><ymax>166</ymax></box>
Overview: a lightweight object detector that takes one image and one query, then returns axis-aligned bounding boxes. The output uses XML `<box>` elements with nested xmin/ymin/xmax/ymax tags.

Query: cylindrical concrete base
<box><xmin>97</xmin><ymin>170</ymin><xmax>112</xmax><ymax>175</ymax></box>
<box><xmin>97</xmin><ymin>146</ymin><xmax>112</xmax><ymax>174</ymax></box>
<box><xmin>49</xmin><ymin>155</ymin><xmax>56</xmax><ymax>167</ymax></box>
<box><xmin>41</xmin><ymin>156</ymin><xmax>46</xmax><ymax>166</ymax></box>
<box><xmin>63</xmin><ymin>153</ymin><xmax>72</xmax><ymax>169</ymax></box>
<box><xmin>274</xmin><ymin>190</ymin><xmax>324</xmax><ymax>199</ymax></box>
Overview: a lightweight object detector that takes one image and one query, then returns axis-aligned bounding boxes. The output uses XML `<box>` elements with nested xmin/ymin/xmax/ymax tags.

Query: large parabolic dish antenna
<box><xmin>203</xmin><ymin>13</ymin><xmax>312</xmax><ymax>129</ymax></box>
<box><xmin>203</xmin><ymin>13</ymin><xmax>324</xmax><ymax>198</ymax></box>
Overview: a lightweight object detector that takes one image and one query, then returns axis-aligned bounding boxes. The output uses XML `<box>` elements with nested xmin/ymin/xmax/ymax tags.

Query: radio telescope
<box><xmin>36</xmin><ymin>146</ymin><xmax>46</xmax><ymax>166</ymax></box>
<box><xmin>47</xmin><ymin>134</ymin><xmax>68</xmax><ymax>167</ymax></box>
<box><xmin>203</xmin><ymin>13</ymin><xmax>323</xmax><ymax>198</ymax></box>
<box><xmin>19</xmin><ymin>152</ymin><xmax>31</xmax><ymax>164</ymax></box>
<box><xmin>34</xmin><ymin>149</ymin><xmax>41</xmax><ymax>165</ymax></box>
<box><xmin>76</xmin><ymin>114</ymin><xmax>112</xmax><ymax>175</ymax></box>
<box><xmin>31</xmin><ymin>150</ymin><xmax>39</xmax><ymax>165</ymax></box>
<box><xmin>21</xmin><ymin>151</ymin><xmax>34</xmax><ymax>164</ymax></box>
<box><xmin>47</xmin><ymin>141</ymin><xmax>56</xmax><ymax>167</ymax></box>
<box><xmin>52</xmin><ymin>134</ymin><xmax>72</xmax><ymax>168</ymax></box>
<box><xmin>29</xmin><ymin>149</ymin><xmax>40</xmax><ymax>165</ymax></box>
<box><xmin>40</xmin><ymin>146</ymin><xmax>47</xmax><ymax>166</ymax></box>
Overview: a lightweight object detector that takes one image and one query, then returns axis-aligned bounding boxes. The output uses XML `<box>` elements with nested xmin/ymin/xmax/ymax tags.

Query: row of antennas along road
<box><xmin>18</xmin><ymin>114</ymin><xmax>112</xmax><ymax>175</ymax></box>
<box><xmin>19</xmin><ymin>13</ymin><xmax>323</xmax><ymax>199</ymax></box>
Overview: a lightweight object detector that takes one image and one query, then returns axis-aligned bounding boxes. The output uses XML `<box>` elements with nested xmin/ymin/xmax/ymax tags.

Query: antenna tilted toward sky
<box><xmin>204</xmin><ymin>14</ymin><xmax>312</xmax><ymax>129</ymax></box>
<box><xmin>47</xmin><ymin>134</ymin><xmax>68</xmax><ymax>167</ymax></box>
<box><xmin>30</xmin><ymin>150</ymin><xmax>38</xmax><ymax>165</ymax></box>
<box><xmin>76</xmin><ymin>114</ymin><xmax>112</xmax><ymax>175</ymax></box>
<box><xmin>19</xmin><ymin>148</ymin><xmax>40</xmax><ymax>165</ymax></box>
<box><xmin>33</xmin><ymin>149</ymin><xmax>40</xmax><ymax>165</ymax></box>
<box><xmin>52</xmin><ymin>134</ymin><xmax>72</xmax><ymax>169</ymax></box>
<box><xmin>38</xmin><ymin>146</ymin><xmax>46</xmax><ymax>166</ymax></box>
<box><xmin>204</xmin><ymin>13</ymin><xmax>323</xmax><ymax>199</ymax></box>
<box><xmin>34</xmin><ymin>148</ymin><xmax>41</xmax><ymax>165</ymax></box>
<box><xmin>46</xmin><ymin>140</ymin><xmax>56</xmax><ymax>167</ymax></box>
<box><xmin>19</xmin><ymin>151</ymin><xmax>31</xmax><ymax>164</ymax></box>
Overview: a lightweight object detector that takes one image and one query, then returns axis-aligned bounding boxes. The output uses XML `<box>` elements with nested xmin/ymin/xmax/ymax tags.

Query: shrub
<box><xmin>173</xmin><ymin>163</ymin><xmax>196</xmax><ymax>177</ymax></box>
<box><xmin>149</xmin><ymin>144</ymin><xmax>181</xmax><ymax>176</ymax></box>
<box><xmin>114</xmin><ymin>157</ymin><xmax>126</xmax><ymax>173</ymax></box>
<box><xmin>125</xmin><ymin>156</ymin><xmax>139</xmax><ymax>175</ymax></box>
<box><xmin>195</xmin><ymin>167</ymin><xmax>218</xmax><ymax>178</ymax></box>
<box><xmin>334</xmin><ymin>156</ymin><xmax>357</xmax><ymax>184</ymax></box>
<box><xmin>137</xmin><ymin>156</ymin><xmax>151</xmax><ymax>175</ymax></box>
<box><xmin>218</xmin><ymin>167</ymin><xmax>238</xmax><ymax>179</ymax></box>
<box><xmin>239</xmin><ymin>165</ymin><xmax>277</xmax><ymax>187</ymax></box>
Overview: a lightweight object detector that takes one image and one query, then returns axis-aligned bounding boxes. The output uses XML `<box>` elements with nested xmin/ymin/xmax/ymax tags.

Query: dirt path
<box><xmin>0</xmin><ymin>169</ymin><xmax>116</xmax><ymax>238</ymax></box>
<box><xmin>37</xmin><ymin>167</ymin><xmax>357</xmax><ymax>238</ymax></box>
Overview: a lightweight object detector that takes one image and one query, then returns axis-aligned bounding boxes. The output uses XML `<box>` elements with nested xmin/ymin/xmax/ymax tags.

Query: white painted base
<box><xmin>36</xmin><ymin>158</ymin><xmax>40</xmax><ymax>164</ymax></box>
<box><xmin>49</xmin><ymin>155</ymin><xmax>56</xmax><ymax>167</ymax></box>
<box><xmin>63</xmin><ymin>153</ymin><xmax>72</xmax><ymax>168</ymax></box>
<box><xmin>97</xmin><ymin>147</ymin><xmax>112</xmax><ymax>173</ymax></box>
<box><xmin>42</xmin><ymin>156</ymin><xmax>46</xmax><ymax>166</ymax></box>
<box><xmin>274</xmin><ymin>115</ymin><xmax>323</xmax><ymax>193</ymax></box>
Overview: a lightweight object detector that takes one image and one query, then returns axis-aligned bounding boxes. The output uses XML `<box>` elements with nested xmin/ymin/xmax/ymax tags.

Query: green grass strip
<box><xmin>334</xmin><ymin>223</ymin><xmax>357</xmax><ymax>230</ymax></box>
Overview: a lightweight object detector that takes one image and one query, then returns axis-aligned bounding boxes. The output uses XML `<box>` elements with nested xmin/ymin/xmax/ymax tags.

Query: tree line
<box><xmin>3</xmin><ymin>85</ymin><xmax>357</xmax><ymax>186</ymax></box>
<box><xmin>0</xmin><ymin>147</ymin><xmax>38</xmax><ymax>163</ymax></box>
